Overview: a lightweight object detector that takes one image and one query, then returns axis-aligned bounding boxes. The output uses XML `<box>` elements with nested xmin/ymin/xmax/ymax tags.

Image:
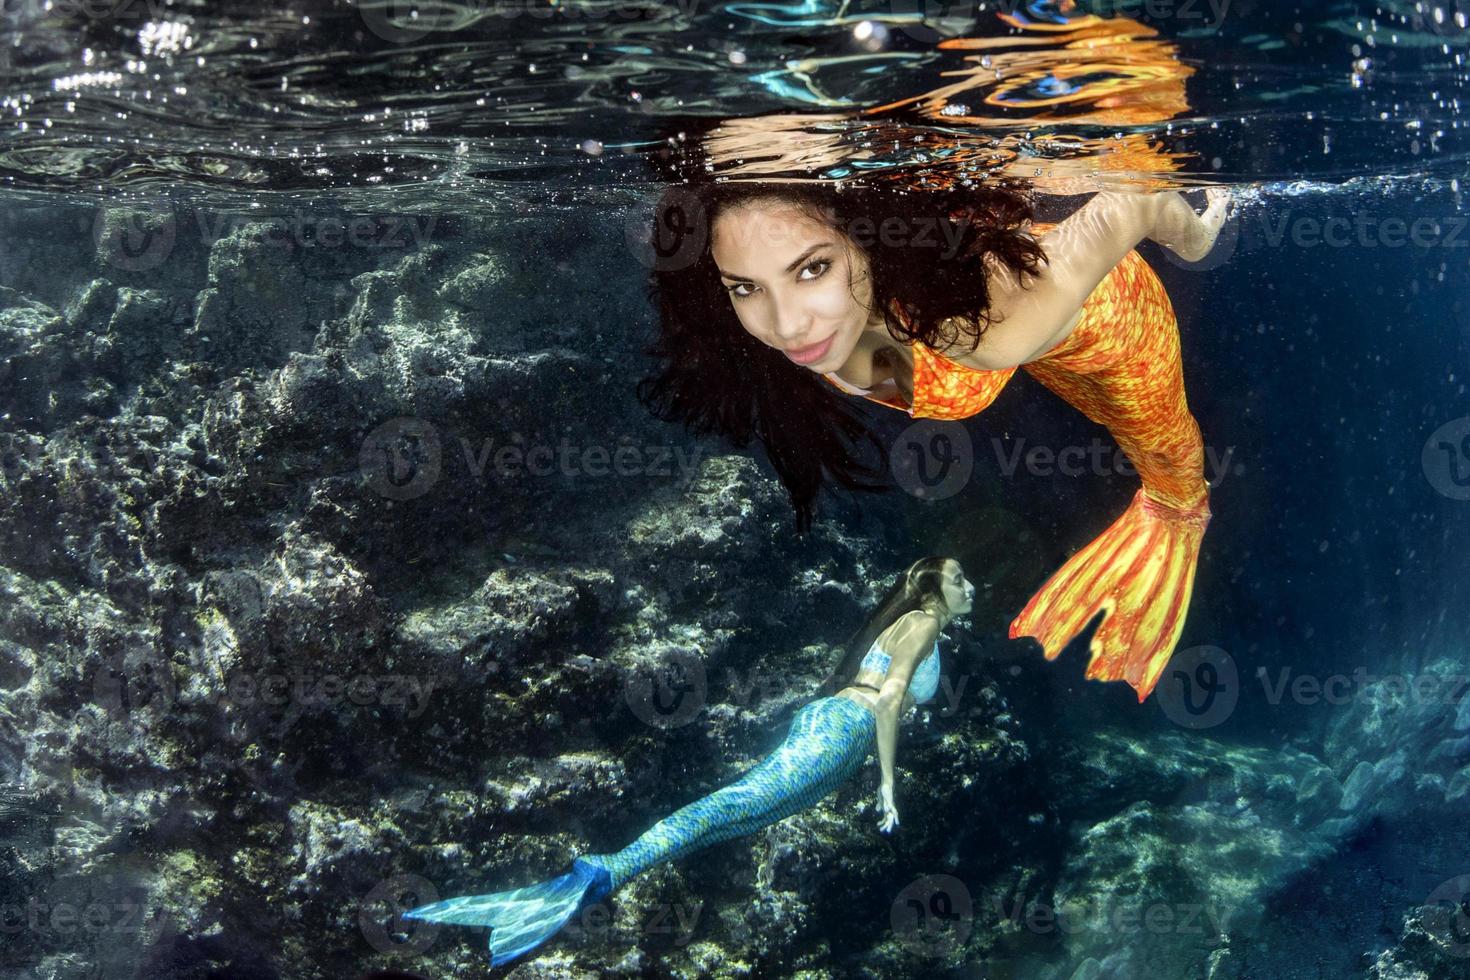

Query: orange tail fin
<box><xmin>1010</xmin><ymin>488</ymin><xmax>1211</xmax><ymax>702</ymax></box>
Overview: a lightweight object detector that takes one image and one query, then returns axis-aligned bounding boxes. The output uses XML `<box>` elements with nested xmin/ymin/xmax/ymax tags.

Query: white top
<box><xmin>824</xmin><ymin>372</ymin><xmax>899</xmax><ymax>399</ymax></box>
<box><xmin>823</xmin><ymin>372</ymin><xmax>870</xmax><ymax>394</ymax></box>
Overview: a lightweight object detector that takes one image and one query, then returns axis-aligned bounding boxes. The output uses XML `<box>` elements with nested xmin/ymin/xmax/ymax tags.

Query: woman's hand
<box><xmin>877</xmin><ymin>782</ymin><xmax>899</xmax><ymax>834</ymax></box>
<box><xmin>1147</xmin><ymin>187</ymin><xmax>1233</xmax><ymax>263</ymax></box>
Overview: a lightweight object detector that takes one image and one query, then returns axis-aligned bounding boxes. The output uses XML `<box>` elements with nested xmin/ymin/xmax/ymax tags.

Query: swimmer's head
<box><xmin>905</xmin><ymin>555</ymin><xmax>975</xmax><ymax>621</ymax></box>
<box><xmin>636</xmin><ymin>178</ymin><xmax>1045</xmax><ymax>532</ymax></box>
<box><xmin>709</xmin><ymin>194</ymin><xmax>879</xmax><ymax>374</ymax></box>
<box><xmin>695</xmin><ymin>181</ymin><xmax>1041</xmax><ymax>374</ymax></box>
<box><xmin>817</xmin><ymin>556</ymin><xmax>975</xmax><ymax>697</ymax></box>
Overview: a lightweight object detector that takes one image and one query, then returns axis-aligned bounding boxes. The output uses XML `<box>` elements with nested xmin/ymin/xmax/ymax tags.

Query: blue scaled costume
<box><xmin>406</xmin><ymin>638</ymin><xmax>944</xmax><ymax>966</ymax></box>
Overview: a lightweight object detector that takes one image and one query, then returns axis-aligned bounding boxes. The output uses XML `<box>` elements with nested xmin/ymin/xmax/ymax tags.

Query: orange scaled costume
<box><xmin>823</xmin><ymin>235</ymin><xmax>1210</xmax><ymax>704</ymax></box>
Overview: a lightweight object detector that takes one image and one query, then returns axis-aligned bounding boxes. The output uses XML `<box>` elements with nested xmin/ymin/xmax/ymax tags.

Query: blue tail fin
<box><xmin>403</xmin><ymin>859</ymin><xmax>612</xmax><ymax>967</ymax></box>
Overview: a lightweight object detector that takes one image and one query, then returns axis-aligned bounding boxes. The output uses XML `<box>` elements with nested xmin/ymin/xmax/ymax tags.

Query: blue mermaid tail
<box><xmin>403</xmin><ymin>858</ymin><xmax>612</xmax><ymax>967</ymax></box>
<box><xmin>409</xmin><ymin>695</ymin><xmax>875</xmax><ymax>967</ymax></box>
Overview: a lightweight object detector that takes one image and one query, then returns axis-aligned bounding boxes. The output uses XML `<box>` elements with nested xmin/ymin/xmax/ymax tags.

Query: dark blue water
<box><xmin>1</xmin><ymin>2</ymin><xmax>1469</xmax><ymax>979</ymax></box>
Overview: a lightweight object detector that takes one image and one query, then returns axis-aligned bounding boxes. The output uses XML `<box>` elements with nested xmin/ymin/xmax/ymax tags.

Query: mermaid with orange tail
<box><xmin>638</xmin><ymin>180</ymin><xmax>1230</xmax><ymax>705</ymax></box>
<box><xmin>825</xmin><ymin>205</ymin><xmax>1220</xmax><ymax>701</ymax></box>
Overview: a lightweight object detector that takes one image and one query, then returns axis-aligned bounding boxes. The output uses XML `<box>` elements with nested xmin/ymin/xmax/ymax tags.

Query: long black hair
<box><xmin>815</xmin><ymin>556</ymin><xmax>955</xmax><ymax>699</ymax></box>
<box><xmin>632</xmin><ymin>159</ymin><xmax>1045</xmax><ymax>533</ymax></box>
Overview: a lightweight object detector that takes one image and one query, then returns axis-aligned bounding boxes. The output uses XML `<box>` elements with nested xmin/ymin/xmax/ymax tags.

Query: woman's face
<box><xmin>710</xmin><ymin>200</ymin><xmax>874</xmax><ymax>371</ymax></box>
<box><xmin>940</xmin><ymin>560</ymin><xmax>976</xmax><ymax>616</ymax></box>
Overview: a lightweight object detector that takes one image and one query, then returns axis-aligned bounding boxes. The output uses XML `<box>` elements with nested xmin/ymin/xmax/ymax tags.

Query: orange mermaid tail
<box><xmin>1009</xmin><ymin>488</ymin><xmax>1211</xmax><ymax>703</ymax></box>
<box><xmin>1011</xmin><ymin>248</ymin><xmax>1212</xmax><ymax>704</ymax></box>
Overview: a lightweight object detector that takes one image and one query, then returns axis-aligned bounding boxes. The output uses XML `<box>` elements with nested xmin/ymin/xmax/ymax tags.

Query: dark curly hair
<box><xmin>633</xmin><ymin>153</ymin><xmax>1046</xmax><ymax>532</ymax></box>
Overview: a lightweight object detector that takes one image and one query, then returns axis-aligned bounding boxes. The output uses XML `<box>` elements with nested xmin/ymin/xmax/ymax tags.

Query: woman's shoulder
<box><xmin>888</xmin><ymin>609</ymin><xmax>941</xmax><ymax>647</ymax></box>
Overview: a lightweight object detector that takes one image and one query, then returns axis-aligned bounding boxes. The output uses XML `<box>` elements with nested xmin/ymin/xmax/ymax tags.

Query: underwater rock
<box><xmin>257</xmin><ymin>523</ymin><xmax>389</xmax><ymax>668</ymax></box>
<box><xmin>621</xmin><ymin>453</ymin><xmax>841</xmax><ymax>615</ymax></box>
<box><xmin>1307</xmin><ymin>658</ymin><xmax>1470</xmax><ymax>980</ymax></box>
<box><xmin>0</xmin><ymin>566</ymin><xmax>194</xmax><ymax>980</ymax></box>
<box><xmin>398</xmin><ymin>565</ymin><xmax>619</xmax><ymax>670</ymax></box>
<box><xmin>435</xmin><ymin>251</ymin><xmax>510</xmax><ymax>313</ymax></box>
<box><xmin>0</xmin><ymin>287</ymin><xmax>132</xmax><ymax>429</ymax></box>
<box><xmin>1323</xmin><ymin>657</ymin><xmax>1470</xmax><ymax>820</ymax></box>
<box><xmin>996</xmin><ymin>729</ymin><xmax>1348</xmax><ymax>980</ymax></box>
<box><xmin>191</xmin><ymin>220</ymin><xmax>329</xmax><ymax>372</ymax></box>
<box><xmin>287</xmin><ymin>801</ymin><xmax>393</xmax><ymax>898</ymax></box>
<box><xmin>0</xmin><ymin>288</ymin><xmax>80</xmax><ymax>428</ymax></box>
<box><xmin>1366</xmin><ymin>900</ymin><xmax>1470</xmax><ymax>979</ymax></box>
<box><xmin>338</xmin><ymin>248</ymin><xmax>485</xmax><ymax>415</ymax></box>
<box><xmin>101</xmin><ymin>287</ymin><xmax>193</xmax><ymax>379</ymax></box>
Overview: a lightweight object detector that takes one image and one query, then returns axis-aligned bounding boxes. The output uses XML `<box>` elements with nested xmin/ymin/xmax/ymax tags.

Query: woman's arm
<box><xmin>873</xmin><ymin>696</ymin><xmax>902</xmax><ymax>832</ymax></box>
<box><xmin>872</xmin><ymin>610</ymin><xmax>941</xmax><ymax>833</ymax></box>
<box><xmin>951</xmin><ymin>189</ymin><xmax>1230</xmax><ymax>371</ymax></box>
<box><xmin>1149</xmin><ymin>187</ymin><xmax>1232</xmax><ymax>262</ymax></box>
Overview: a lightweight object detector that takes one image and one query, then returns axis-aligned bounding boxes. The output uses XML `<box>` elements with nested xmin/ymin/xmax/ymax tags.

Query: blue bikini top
<box><xmin>857</xmin><ymin>637</ymin><xmax>942</xmax><ymax>705</ymax></box>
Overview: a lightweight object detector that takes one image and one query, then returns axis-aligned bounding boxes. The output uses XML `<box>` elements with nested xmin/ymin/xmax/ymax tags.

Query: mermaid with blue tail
<box><xmin>404</xmin><ymin>556</ymin><xmax>976</xmax><ymax>967</ymax></box>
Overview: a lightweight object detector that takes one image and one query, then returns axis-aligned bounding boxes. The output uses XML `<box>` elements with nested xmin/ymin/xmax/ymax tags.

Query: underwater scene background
<box><xmin>2</xmin><ymin>1</ymin><xmax>1470</xmax><ymax>978</ymax></box>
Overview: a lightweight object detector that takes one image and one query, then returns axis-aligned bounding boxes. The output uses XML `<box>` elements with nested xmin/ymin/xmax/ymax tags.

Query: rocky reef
<box><xmin>1</xmin><ymin>197</ymin><xmax>1466</xmax><ymax>980</ymax></box>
